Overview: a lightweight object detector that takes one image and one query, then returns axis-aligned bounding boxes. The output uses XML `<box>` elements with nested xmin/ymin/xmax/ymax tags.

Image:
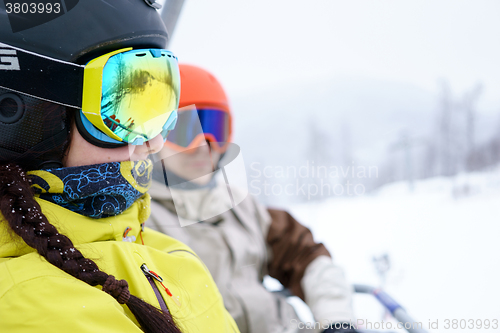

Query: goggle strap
<box><xmin>0</xmin><ymin>43</ymin><xmax>84</xmax><ymax>108</ymax></box>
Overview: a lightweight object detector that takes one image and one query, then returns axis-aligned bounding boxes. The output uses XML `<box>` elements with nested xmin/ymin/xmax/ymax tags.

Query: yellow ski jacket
<box><xmin>0</xmin><ymin>195</ymin><xmax>239</xmax><ymax>333</ymax></box>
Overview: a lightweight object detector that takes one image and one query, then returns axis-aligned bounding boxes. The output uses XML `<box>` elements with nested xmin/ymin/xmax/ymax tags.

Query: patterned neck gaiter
<box><xmin>28</xmin><ymin>160</ymin><xmax>152</xmax><ymax>218</ymax></box>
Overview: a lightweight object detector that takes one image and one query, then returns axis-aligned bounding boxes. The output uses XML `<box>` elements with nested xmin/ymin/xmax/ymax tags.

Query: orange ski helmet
<box><xmin>179</xmin><ymin>64</ymin><xmax>231</xmax><ymax>113</ymax></box>
<box><xmin>165</xmin><ymin>65</ymin><xmax>232</xmax><ymax>153</ymax></box>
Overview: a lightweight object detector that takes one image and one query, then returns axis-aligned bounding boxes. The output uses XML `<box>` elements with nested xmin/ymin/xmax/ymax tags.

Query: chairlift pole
<box><xmin>160</xmin><ymin>0</ymin><xmax>186</xmax><ymax>47</ymax></box>
<box><xmin>354</xmin><ymin>285</ymin><xmax>429</xmax><ymax>333</ymax></box>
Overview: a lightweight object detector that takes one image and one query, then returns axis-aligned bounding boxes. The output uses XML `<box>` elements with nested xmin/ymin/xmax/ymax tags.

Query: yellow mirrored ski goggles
<box><xmin>0</xmin><ymin>43</ymin><xmax>180</xmax><ymax>146</ymax></box>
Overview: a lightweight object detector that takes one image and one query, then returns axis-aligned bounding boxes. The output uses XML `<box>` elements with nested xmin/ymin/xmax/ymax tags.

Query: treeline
<box><xmin>374</xmin><ymin>82</ymin><xmax>500</xmax><ymax>191</ymax></box>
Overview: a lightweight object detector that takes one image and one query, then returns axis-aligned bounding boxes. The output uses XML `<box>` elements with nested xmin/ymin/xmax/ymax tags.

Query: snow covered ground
<box><xmin>283</xmin><ymin>167</ymin><xmax>500</xmax><ymax>332</ymax></box>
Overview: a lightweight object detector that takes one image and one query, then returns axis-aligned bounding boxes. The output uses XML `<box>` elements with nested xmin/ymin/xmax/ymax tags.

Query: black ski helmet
<box><xmin>0</xmin><ymin>0</ymin><xmax>168</xmax><ymax>170</ymax></box>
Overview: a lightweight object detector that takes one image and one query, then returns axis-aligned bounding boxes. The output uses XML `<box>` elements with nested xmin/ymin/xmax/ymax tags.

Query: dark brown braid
<box><xmin>0</xmin><ymin>163</ymin><xmax>182</xmax><ymax>333</ymax></box>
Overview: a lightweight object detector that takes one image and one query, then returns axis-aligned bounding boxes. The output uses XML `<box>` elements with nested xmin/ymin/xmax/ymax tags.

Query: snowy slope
<box><xmin>287</xmin><ymin>168</ymin><xmax>500</xmax><ymax>332</ymax></box>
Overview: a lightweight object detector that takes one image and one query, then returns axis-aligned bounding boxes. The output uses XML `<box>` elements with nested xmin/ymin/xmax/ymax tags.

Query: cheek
<box><xmin>101</xmin><ymin>146</ymin><xmax>136</xmax><ymax>163</ymax></box>
<box><xmin>163</xmin><ymin>154</ymin><xmax>186</xmax><ymax>171</ymax></box>
<box><xmin>157</xmin><ymin>144</ymin><xmax>178</xmax><ymax>160</ymax></box>
<box><xmin>64</xmin><ymin>125</ymin><xmax>136</xmax><ymax>167</ymax></box>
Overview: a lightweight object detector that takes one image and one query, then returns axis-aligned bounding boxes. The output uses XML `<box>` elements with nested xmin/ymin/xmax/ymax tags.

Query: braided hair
<box><xmin>0</xmin><ymin>163</ymin><xmax>182</xmax><ymax>333</ymax></box>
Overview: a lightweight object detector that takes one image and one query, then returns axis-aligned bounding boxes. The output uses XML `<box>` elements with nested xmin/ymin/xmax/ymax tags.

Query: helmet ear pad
<box><xmin>0</xmin><ymin>93</ymin><xmax>25</xmax><ymax>124</ymax></box>
<box><xmin>0</xmin><ymin>88</ymin><xmax>71</xmax><ymax>170</ymax></box>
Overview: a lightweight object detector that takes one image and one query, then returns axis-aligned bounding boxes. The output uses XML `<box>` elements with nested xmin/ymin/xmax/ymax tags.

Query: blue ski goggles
<box><xmin>165</xmin><ymin>106</ymin><xmax>232</xmax><ymax>153</ymax></box>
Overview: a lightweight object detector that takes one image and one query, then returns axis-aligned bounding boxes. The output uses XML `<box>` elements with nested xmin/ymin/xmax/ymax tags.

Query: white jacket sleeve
<box><xmin>302</xmin><ymin>255</ymin><xmax>355</xmax><ymax>325</ymax></box>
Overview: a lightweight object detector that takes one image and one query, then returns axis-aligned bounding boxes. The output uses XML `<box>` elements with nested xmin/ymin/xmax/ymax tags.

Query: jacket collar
<box><xmin>149</xmin><ymin>178</ymin><xmax>232</xmax><ymax>225</ymax></box>
<box><xmin>0</xmin><ymin>194</ymin><xmax>151</xmax><ymax>259</ymax></box>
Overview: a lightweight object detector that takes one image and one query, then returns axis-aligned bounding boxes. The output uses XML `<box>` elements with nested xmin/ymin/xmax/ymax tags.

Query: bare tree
<box><xmin>303</xmin><ymin>119</ymin><xmax>334</xmax><ymax>200</ymax></box>
<box><xmin>462</xmin><ymin>84</ymin><xmax>483</xmax><ymax>171</ymax></box>
<box><xmin>437</xmin><ymin>81</ymin><xmax>455</xmax><ymax>176</ymax></box>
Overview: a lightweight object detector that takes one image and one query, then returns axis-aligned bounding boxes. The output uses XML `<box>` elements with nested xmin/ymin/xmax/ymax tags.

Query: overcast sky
<box><xmin>166</xmin><ymin>0</ymin><xmax>500</xmax><ymax>109</ymax></box>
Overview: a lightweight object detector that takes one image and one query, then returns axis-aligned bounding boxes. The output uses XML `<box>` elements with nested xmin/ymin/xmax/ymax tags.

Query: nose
<box><xmin>144</xmin><ymin>134</ymin><xmax>165</xmax><ymax>155</ymax></box>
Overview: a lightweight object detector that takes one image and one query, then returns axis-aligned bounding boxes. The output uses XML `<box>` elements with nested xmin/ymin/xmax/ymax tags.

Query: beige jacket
<box><xmin>147</xmin><ymin>178</ymin><xmax>354</xmax><ymax>333</ymax></box>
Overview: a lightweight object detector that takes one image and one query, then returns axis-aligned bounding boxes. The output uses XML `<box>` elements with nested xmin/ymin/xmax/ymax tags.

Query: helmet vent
<box><xmin>136</xmin><ymin>53</ymin><xmax>147</xmax><ymax>57</ymax></box>
<box><xmin>0</xmin><ymin>93</ymin><xmax>24</xmax><ymax>124</ymax></box>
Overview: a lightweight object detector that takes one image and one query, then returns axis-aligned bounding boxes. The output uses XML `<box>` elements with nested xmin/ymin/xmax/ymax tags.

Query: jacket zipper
<box><xmin>141</xmin><ymin>263</ymin><xmax>169</xmax><ymax>313</ymax></box>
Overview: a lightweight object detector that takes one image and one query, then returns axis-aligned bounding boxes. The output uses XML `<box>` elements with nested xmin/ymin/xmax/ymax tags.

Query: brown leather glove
<box><xmin>266</xmin><ymin>208</ymin><xmax>331</xmax><ymax>300</ymax></box>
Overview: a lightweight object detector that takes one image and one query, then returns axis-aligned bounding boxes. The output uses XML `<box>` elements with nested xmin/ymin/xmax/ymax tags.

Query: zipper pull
<box><xmin>141</xmin><ymin>263</ymin><xmax>163</xmax><ymax>282</ymax></box>
<box><xmin>140</xmin><ymin>263</ymin><xmax>181</xmax><ymax>307</ymax></box>
<box><xmin>139</xmin><ymin>223</ymin><xmax>145</xmax><ymax>245</ymax></box>
<box><xmin>122</xmin><ymin>226</ymin><xmax>136</xmax><ymax>243</ymax></box>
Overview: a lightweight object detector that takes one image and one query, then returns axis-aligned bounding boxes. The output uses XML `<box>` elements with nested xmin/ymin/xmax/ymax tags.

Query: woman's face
<box><xmin>159</xmin><ymin>142</ymin><xmax>221</xmax><ymax>185</ymax></box>
<box><xmin>64</xmin><ymin>122</ymin><xmax>165</xmax><ymax>167</ymax></box>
